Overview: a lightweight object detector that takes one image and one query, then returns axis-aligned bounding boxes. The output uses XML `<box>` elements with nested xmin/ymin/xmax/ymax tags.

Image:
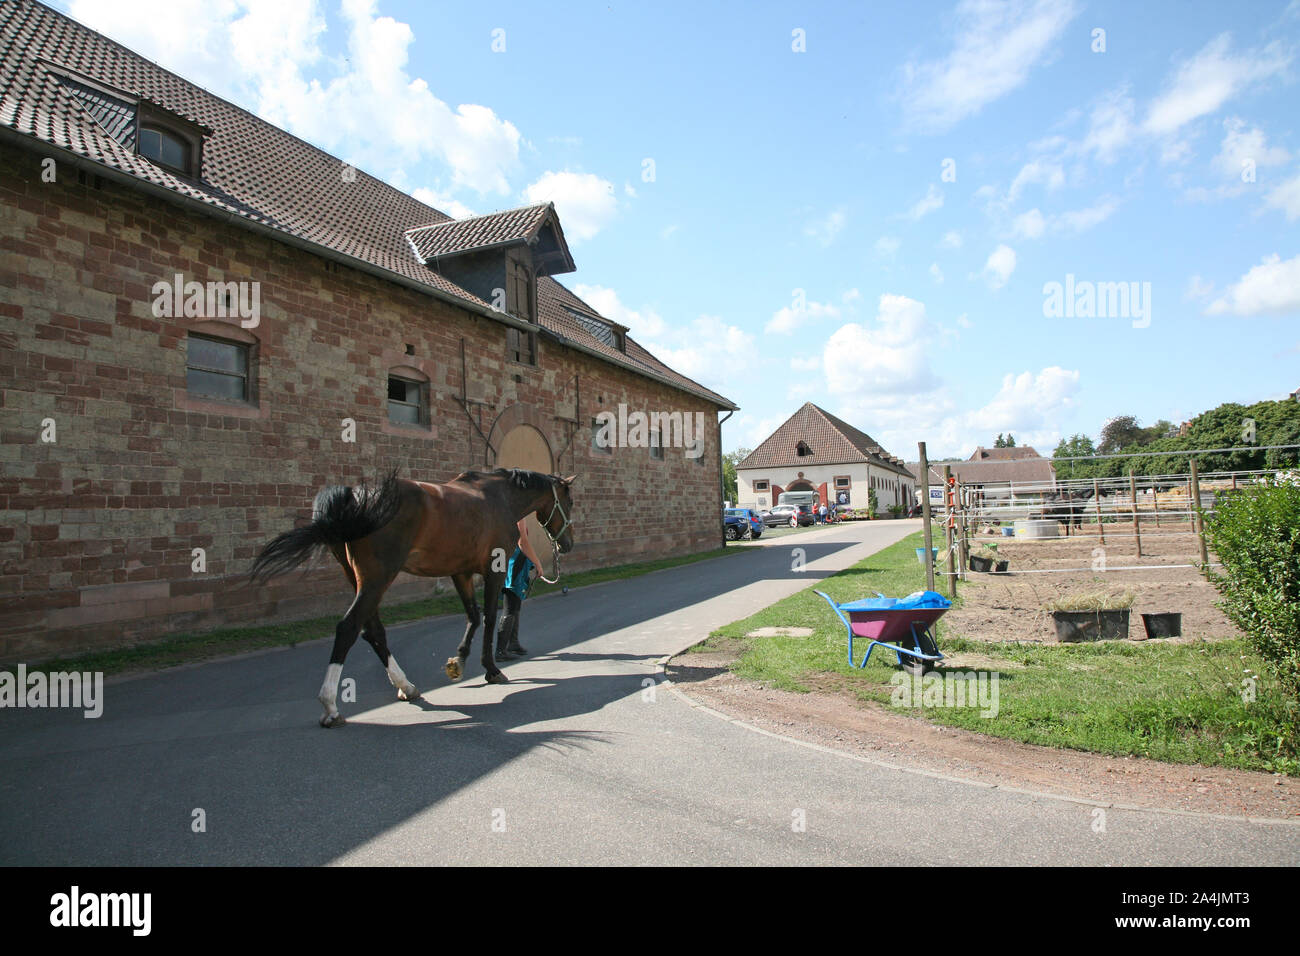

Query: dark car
<box><xmin>725</xmin><ymin>508</ymin><xmax>763</xmax><ymax>539</ymax></box>
<box><xmin>762</xmin><ymin>504</ymin><xmax>815</xmax><ymax>528</ymax></box>
<box><xmin>723</xmin><ymin>512</ymin><xmax>747</xmax><ymax>540</ymax></box>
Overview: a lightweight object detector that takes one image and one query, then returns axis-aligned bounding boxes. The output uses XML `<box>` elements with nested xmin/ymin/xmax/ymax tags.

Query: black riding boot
<box><xmin>496</xmin><ymin>612</ymin><xmax>527</xmax><ymax>659</ymax></box>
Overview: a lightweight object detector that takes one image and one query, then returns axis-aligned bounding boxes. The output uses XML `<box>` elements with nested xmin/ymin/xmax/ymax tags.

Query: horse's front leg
<box><xmin>445</xmin><ymin>572</ymin><xmax>480</xmax><ymax>682</ymax></box>
<box><xmin>480</xmin><ymin>572</ymin><xmax>508</xmax><ymax>685</ymax></box>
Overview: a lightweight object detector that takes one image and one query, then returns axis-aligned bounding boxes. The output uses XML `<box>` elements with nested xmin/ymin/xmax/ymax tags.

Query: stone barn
<box><xmin>0</xmin><ymin>0</ymin><xmax>735</xmax><ymax>662</ymax></box>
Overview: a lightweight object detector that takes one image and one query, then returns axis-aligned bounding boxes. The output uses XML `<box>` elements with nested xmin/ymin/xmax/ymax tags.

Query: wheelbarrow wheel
<box><xmin>898</xmin><ymin>629</ymin><xmax>940</xmax><ymax>676</ymax></box>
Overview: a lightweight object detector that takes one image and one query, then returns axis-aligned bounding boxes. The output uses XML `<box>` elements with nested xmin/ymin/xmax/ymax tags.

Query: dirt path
<box><xmin>667</xmin><ymin>649</ymin><xmax>1300</xmax><ymax>821</ymax></box>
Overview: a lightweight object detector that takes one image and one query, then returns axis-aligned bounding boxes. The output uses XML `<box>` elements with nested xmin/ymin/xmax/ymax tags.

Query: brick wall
<box><xmin>0</xmin><ymin>141</ymin><xmax>725</xmax><ymax>662</ymax></box>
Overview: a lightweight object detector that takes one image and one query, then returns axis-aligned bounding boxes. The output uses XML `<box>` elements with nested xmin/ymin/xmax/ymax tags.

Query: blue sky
<box><xmin>60</xmin><ymin>0</ymin><xmax>1300</xmax><ymax>459</ymax></box>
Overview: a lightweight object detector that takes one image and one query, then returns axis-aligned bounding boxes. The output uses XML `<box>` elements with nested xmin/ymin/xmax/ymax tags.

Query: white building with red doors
<box><xmin>735</xmin><ymin>403</ymin><xmax>915</xmax><ymax>515</ymax></box>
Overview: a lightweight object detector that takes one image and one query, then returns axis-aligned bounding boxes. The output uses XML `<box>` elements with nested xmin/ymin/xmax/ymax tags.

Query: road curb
<box><xmin>653</xmin><ymin>654</ymin><xmax>1300</xmax><ymax>828</ymax></box>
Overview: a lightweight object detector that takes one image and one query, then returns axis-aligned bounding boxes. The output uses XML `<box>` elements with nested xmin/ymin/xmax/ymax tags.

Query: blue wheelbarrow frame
<box><xmin>814</xmin><ymin>590</ymin><xmax>948</xmax><ymax>671</ymax></box>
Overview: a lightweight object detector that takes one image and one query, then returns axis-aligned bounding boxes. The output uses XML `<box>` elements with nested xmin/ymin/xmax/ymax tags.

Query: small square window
<box><xmin>835</xmin><ymin>476</ymin><xmax>850</xmax><ymax>488</ymax></box>
<box><xmin>187</xmin><ymin>334</ymin><xmax>250</xmax><ymax>402</ymax></box>
<box><xmin>388</xmin><ymin>375</ymin><xmax>427</xmax><ymax>426</ymax></box>
<box><xmin>754</xmin><ymin>480</ymin><xmax>769</xmax><ymax>492</ymax></box>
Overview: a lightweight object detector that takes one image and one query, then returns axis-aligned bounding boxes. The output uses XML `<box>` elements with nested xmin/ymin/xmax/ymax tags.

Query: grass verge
<box><xmin>16</xmin><ymin>545</ymin><xmax>750</xmax><ymax>678</ymax></box>
<box><xmin>689</xmin><ymin>531</ymin><xmax>1298</xmax><ymax>775</ymax></box>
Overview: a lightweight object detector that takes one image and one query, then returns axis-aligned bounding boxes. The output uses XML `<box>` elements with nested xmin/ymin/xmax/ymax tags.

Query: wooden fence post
<box><xmin>943</xmin><ymin>465</ymin><xmax>956</xmax><ymax>599</ymax></box>
<box><xmin>1189</xmin><ymin>458</ymin><xmax>1210</xmax><ymax>576</ymax></box>
<box><xmin>1129</xmin><ymin>471</ymin><xmax>1142</xmax><ymax>557</ymax></box>
<box><xmin>919</xmin><ymin>442</ymin><xmax>935</xmax><ymax>594</ymax></box>
<box><xmin>1094</xmin><ymin>477</ymin><xmax>1104</xmax><ymax>544</ymax></box>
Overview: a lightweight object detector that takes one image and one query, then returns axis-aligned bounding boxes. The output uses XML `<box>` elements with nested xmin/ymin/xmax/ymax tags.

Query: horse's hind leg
<box><xmin>363</xmin><ymin>615</ymin><xmax>418</xmax><ymax>702</ymax></box>
<box><xmin>479</xmin><ymin>572</ymin><xmax>507</xmax><ymax>685</ymax></box>
<box><xmin>319</xmin><ymin>581</ymin><xmax>388</xmax><ymax>728</ymax></box>
<box><xmin>445</xmin><ymin>572</ymin><xmax>480</xmax><ymax>682</ymax></box>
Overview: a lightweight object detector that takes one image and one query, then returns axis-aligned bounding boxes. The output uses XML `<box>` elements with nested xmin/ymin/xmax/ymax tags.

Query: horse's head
<box><xmin>538</xmin><ymin>474</ymin><xmax>577</xmax><ymax>554</ymax></box>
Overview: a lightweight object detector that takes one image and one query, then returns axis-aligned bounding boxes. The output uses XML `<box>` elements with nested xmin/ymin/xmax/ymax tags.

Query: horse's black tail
<box><xmin>249</xmin><ymin>470</ymin><xmax>403</xmax><ymax>584</ymax></box>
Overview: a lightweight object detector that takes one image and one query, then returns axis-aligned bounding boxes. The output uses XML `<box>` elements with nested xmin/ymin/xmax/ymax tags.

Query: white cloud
<box><xmin>1056</xmin><ymin>197</ymin><xmax>1118</xmax><ymax>233</ymax></box>
<box><xmin>1143</xmin><ymin>34</ymin><xmax>1292</xmax><ymax>137</ymax></box>
<box><xmin>1205</xmin><ymin>253</ymin><xmax>1300</xmax><ymax>316</ymax></box>
<box><xmin>642</xmin><ymin>314</ymin><xmax>756</xmax><ymax>384</ymax></box>
<box><xmin>940</xmin><ymin>230</ymin><xmax>963</xmax><ymax>249</ymax></box>
<box><xmin>523</xmin><ymin>171</ymin><xmax>617</xmax><ymax>242</ymax></box>
<box><xmin>929</xmin><ymin>262</ymin><xmax>945</xmax><ymax>284</ymax></box>
<box><xmin>899</xmin><ymin>0</ymin><xmax>1078</xmax><ymax>132</ymax></box>
<box><xmin>874</xmin><ymin>236</ymin><xmax>901</xmax><ymax>259</ymax></box>
<box><xmin>69</xmin><ymin>0</ymin><xmax>524</xmax><ymax>195</ymax></box>
<box><xmin>1213</xmin><ymin>118</ymin><xmax>1291</xmax><ymax>178</ymax></box>
<box><xmin>905</xmin><ymin>184</ymin><xmax>944</xmax><ymax>220</ymax></box>
<box><xmin>824</xmin><ymin>295</ymin><xmax>939</xmax><ymax>398</ymax></box>
<box><xmin>790</xmin><ymin>355</ymin><xmax>822</xmax><ymax>372</ymax></box>
<box><xmin>804</xmin><ymin>208</ymin><xmax>847</xmax><ymax>246</ymax></box>
<box><xmin>980</xmin><ymin>245</ymin><xmax>1017</xmax><ymax>290</ymax></box>
<box><xmin>964</xmin><ymin>366</ymin><xmax>1081</xmax><ymax>444</ymax></box>
<box><xmin>841</xmin><ymin>288</ymin><xmax>862</xmax><ymax>305</ymax></box>
<box><xmin>1265</xmin><ymin>171</ymin><xmax>1300</xmax><ymax>221</ymax></box>
<box><xmin>956</xmin><ymin>313</ymin><xmax>972</xmax><ymax>328</ymax></box>
<box><xmin>411</xmin><ymin>187</ymin><xmax>474</xmax><ymax>220</ymax></box>
<box><xmin>1079</xmin><ymin>88</ymin><xmax>1136</xmax><ymax>164</ymax></box>
<box><xmin>1010</xmin><ymin>208</ymin><xmax>1046</xmax><ymax>239</ymax></box>
<box><xmin>1007</xmin><ymin>160</ymin><xmax>1065</xmax><ymax>202</ymax></box>
<box><xmin>1010</xmin><ymin>200</ymin><xmax>1116</xmax><ymax>240</ymax></box>
<box><xmin>660</xmin><ymin>224</ymin><xmax>679</xmax><ymax>239</ymax></box>
<box><xmin>571</xmin><ymin>284</ymin><xmax>666</xmax><ymax>339</ymax></box>
<box><xmin>767</xmin><ymin>298</ymin><xmax>842</xmax><ymax>335</ymax></box>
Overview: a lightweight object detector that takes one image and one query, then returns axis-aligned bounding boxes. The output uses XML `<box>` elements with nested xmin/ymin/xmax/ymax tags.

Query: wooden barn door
<box><xmin>496</xmin><ymin>424</ymin><xmax>554</xmax><ymax>563</ymax></box>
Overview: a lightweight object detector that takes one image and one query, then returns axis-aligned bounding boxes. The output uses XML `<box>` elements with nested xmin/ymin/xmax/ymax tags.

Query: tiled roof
<box><xmin>736</xmin><ymin>403</ymin><xmax>912</xmax><ymax>474</ymax></box>
<box><xmin>921</xmin><ymin>458</ymin><xmax>1057</xmax><ymax>485</ymax></box>
<box><xmin>967</xmin><ymin>445</ymin><xmax>1042</xmax><ymax>461</ymax></box>
<box><xmin>405</xmin><ymin>203</ymin><xmax>554</xmax><ymax>262</ymax></box>
<box><xmin>0</xmin><ymin>0</ymin><xmax>734</xmax><ymax>410</ymax></box>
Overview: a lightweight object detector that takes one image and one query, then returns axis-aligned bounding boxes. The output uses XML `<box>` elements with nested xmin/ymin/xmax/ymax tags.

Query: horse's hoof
<box><xmin>484</xmin><ymin>670</ymin><xmax>509</xmax><ymax>685</ymax></box>
<box><xmin>320</xmin><ymin>713</ymin><xmax>345</xmax><ymax>728</ymax></box>
<box><xmin>444</xmin><ymin>657</ymin><xmax>463</xmax><ymax>682</ymax></box>
<box><xmin>398</xmin><ymin>684</ymin><xmax>420</xmax><ymax>701</ymax></box>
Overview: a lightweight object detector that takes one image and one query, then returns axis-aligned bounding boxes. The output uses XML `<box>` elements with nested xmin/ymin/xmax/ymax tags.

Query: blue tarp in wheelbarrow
<box><xmin>814</xmin><ymin>590</ymin><xmax>951</xmax><ymax>674</ymax></box>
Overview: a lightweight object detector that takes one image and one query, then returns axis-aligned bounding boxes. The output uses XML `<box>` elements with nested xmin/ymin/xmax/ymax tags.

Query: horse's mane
<box><xmin>453</xmin><ymin>467</ymin><xmax>557</xmax><ymax>491</ymax></box>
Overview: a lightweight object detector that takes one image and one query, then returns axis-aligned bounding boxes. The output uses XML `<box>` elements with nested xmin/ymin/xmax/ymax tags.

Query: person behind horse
<box><xmin>497</xmin><ymin>517</ymin><xmax>545</xmax><ymax>659</ymax></box>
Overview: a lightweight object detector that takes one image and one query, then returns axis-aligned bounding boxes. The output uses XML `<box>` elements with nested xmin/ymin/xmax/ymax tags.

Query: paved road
<box><xmin>2</xmin><ymin>519</ymin><xmax>1296</xmax><ymax>865</ymax></box>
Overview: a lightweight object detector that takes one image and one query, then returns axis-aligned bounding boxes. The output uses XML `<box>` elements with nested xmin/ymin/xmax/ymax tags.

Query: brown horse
<box><xmin>250</xmin><ymin>468</ymin><xmax>576</xmax><ymax>727</ymax></box>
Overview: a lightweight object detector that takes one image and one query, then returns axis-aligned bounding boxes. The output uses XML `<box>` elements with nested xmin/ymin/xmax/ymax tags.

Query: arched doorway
<box><xmin>496</xmin><ymin>423</ymin><xmax>554</xmax><ymax>563</ymax></box>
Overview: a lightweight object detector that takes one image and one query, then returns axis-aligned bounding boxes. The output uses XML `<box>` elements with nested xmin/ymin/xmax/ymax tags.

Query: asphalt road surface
<box><xmin>2</xmin><ymin>519</ymin><xmax>1296</xmax><ymax>865</ymax></box>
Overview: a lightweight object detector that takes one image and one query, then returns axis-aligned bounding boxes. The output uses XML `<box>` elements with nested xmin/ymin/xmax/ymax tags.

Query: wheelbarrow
<box><xmin>814</xmin><ymin>590</ymin><xmax>950</xmax><ymax>675</ymax></box>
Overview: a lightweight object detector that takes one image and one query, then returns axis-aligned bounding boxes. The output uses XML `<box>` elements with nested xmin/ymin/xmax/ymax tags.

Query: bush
<box><xmin>1204</xmin><ymin>471</ymin><xmax>1300</xmax><ymax>703</ymax></box>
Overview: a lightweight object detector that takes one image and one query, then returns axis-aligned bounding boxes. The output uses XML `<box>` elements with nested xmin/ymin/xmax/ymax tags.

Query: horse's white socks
<box><xmin>387</xmin><ymin>655</ymin><xmax>416</xmax><ymax>698</ymax></box>
<box><xmin>319</xmin><ymin>662</ymin><xmax>343</xmax><ymax>716</ymax></box>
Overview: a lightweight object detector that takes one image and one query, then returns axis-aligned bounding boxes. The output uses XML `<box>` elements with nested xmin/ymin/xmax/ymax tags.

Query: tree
<box><xmin>1006</xmin><ymin>433</ymin><xmax>1016</xmax><ymax>447</ymax></box>
<box><xmin>1098</xmin><ymin>415</ymin><xmax>1145</xmax><ymax>455</ymax></box>
<box><xmin>994</xmin><ymin>433</ymin><xmax>1005</xmax><ymax>448</ymax></box>
<box><xmin>722</xmin><ymin>447</ymin><xmax>751</xmax><ymax>503</ymax></box>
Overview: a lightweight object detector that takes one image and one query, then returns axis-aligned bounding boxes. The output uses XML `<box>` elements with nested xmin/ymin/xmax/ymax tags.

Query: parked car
<box><xmin>725</xmin><ymin>508</ymin><xmax>763</xmax><ymax>539</ymax></box>
<box><xmin>762</xmin><ymin>504</ymin><xmax>815</xmax><ymax>528</ymax></box>
<box><xmin>723</xmin><ymin>512</ymin><xmax>748</xmax><ymax>540</ymax></box>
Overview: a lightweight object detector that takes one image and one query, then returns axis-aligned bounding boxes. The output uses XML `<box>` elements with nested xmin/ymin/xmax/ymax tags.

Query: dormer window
<box><xmin>796</xmin><ymin>441</ymin><xmax>812</xmax><ymax>457</ymax></box>
<box><xmin>138</xmin><ymin>125</ymin><xmax>190</xmax><ymax>173</ymax></box>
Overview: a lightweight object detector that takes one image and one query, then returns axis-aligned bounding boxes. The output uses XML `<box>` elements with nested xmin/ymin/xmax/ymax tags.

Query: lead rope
<box><xmin>534</xmin><ymin>483</ymin><xmax>569</xmax><ymax>586</ymax></box>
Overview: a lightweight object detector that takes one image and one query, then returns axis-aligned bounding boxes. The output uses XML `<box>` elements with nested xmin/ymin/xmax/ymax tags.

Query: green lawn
<box><xmin>690</xmin><ymin>532</ymin><xmax>1298</xmax><ymax>775</ymax></box>
<box><xmin>18</xmin><ymin>545</ymin><xmax>751</xmax><ymax>678</ymax></box>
